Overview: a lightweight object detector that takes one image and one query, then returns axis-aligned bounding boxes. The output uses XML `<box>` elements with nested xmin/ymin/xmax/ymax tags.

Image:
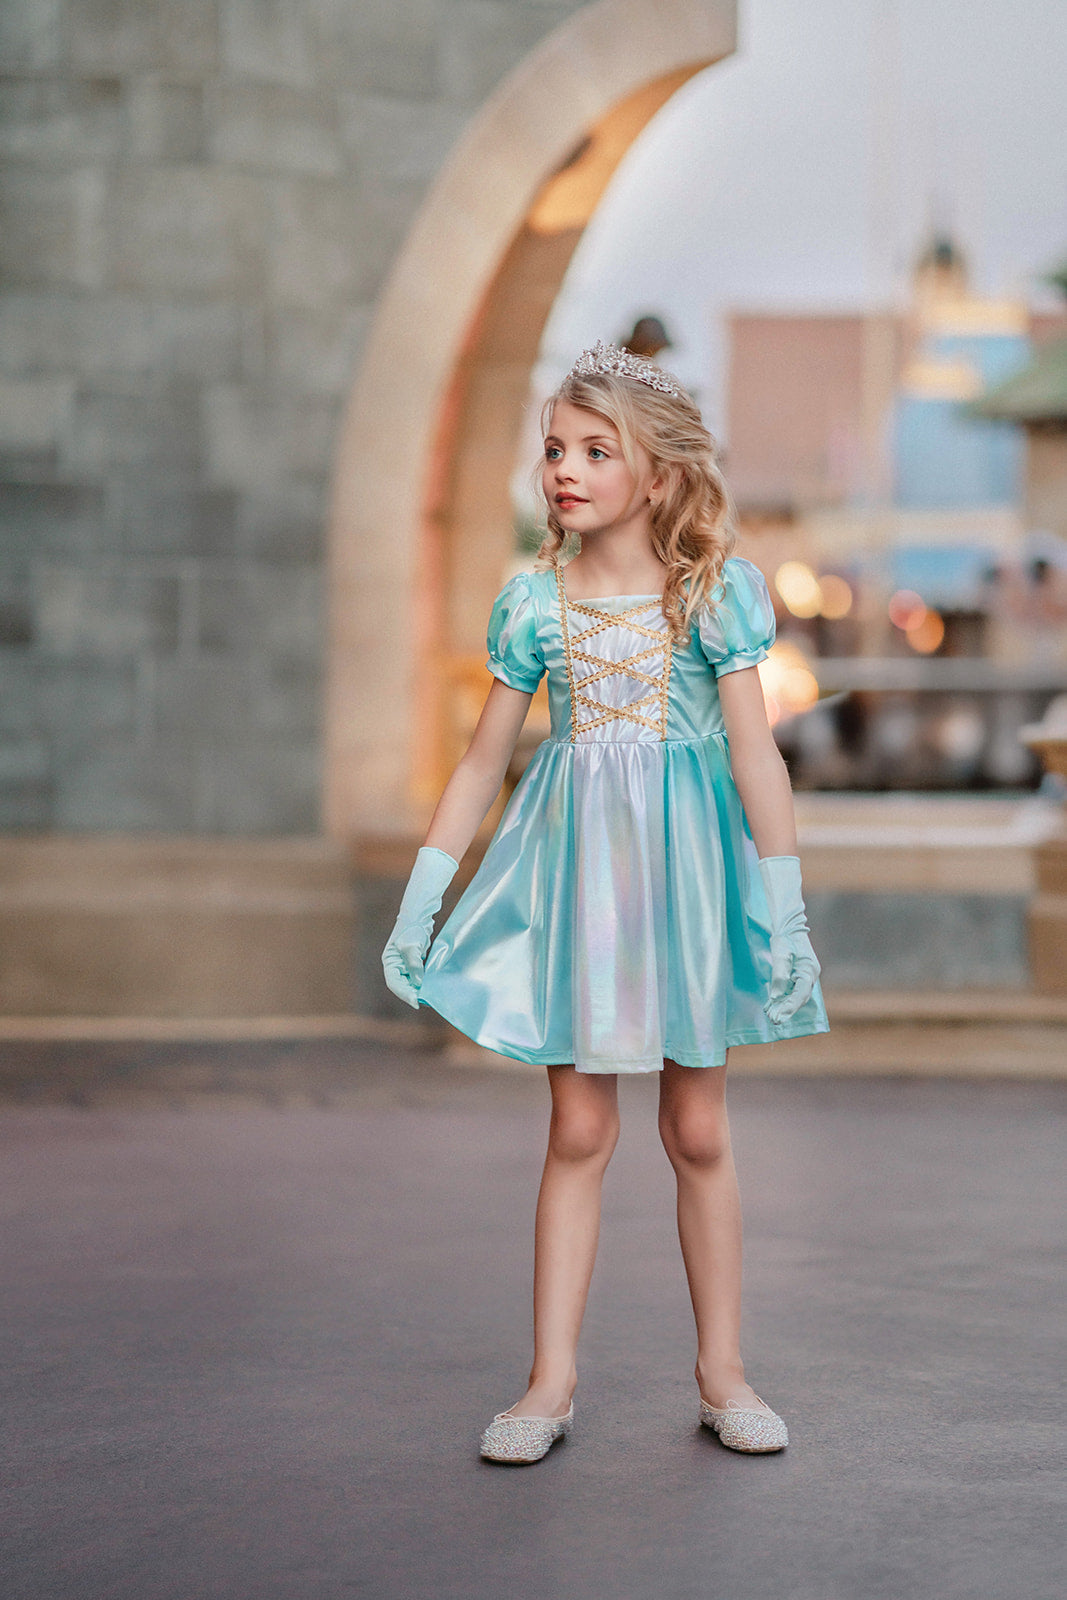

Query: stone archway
<box><xmin>325</xmin><ymin>0</ymin><xmax>737</xmax><ymax>843</ymax></box>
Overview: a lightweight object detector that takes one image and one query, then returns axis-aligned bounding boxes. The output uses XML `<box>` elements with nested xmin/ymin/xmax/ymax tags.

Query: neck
<box><xmin>568</xmin><ymin>515</ymin><xmax>666</xmax><ymax>590</ymax></box>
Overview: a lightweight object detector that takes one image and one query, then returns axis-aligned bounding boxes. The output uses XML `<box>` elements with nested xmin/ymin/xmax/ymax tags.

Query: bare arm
<box><xmin>718</xmin><ymin>666</ymin><xmax>798</xmax><ymax>858</ymax></box>
<box><xmin>422</xmin><ymin>677</ymin><xmax>535</xmax><ymax>863</ymax></box>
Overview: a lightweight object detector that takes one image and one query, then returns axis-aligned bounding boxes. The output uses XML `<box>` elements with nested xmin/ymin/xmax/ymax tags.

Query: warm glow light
<box><xmin>758</xmin><ymin>641</ymin><xmax>820</xmax><ymax>725</ymax></box>
<box><xmin>888</xmin><ymin>589</ymin><xmax>927</xmax><ymax>631</ymax></box>
<box><xmin>775</xmin><ymin>561</ymin><xmax>823</xmax><ymax>619</ymax></box>
<box><xmin>818</xmin><ymin>574</ymin><xmax>853</xmax><ymax>619</ymax></box>
<box><xmin>906</xmin><ymin>609</ymin><xmax>945</xmax><ymax>654</ymax></box>
<box><xmin>782</xmin><ymin>666</ymin><xmax>820</xmax><ymax>708</ymax></box>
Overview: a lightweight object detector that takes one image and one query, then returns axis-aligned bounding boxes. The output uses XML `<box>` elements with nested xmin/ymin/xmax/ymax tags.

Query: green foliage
<box><xmin>1042</xmin><ymin>259</ymin><xmax>1067</xmax><ymax>301</ymax></box>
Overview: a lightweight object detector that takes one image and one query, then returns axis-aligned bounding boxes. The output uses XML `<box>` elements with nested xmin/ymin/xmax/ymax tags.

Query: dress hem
<box><xmin>418</xmin><ymin>994</ymin><xmax>830</xmax><ymax>1074</ymax></box>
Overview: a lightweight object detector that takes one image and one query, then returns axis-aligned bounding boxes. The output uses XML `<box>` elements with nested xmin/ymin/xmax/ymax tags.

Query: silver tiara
<box><xmin>567</xmin><ymin>340</ymin><xmax>684</xmax><ymax>398</ymax></box>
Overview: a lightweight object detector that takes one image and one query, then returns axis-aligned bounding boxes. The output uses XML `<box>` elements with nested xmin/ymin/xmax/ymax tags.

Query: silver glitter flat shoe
<box><xmin>699</xmin><ymin>1395</ymin><xmax>788</xmax><ymax>1452</ymax></box>
<box><xmin>479</xmin><ymin>1401</ymin><xmax>574</xmax><ymax>1463</ymax></box>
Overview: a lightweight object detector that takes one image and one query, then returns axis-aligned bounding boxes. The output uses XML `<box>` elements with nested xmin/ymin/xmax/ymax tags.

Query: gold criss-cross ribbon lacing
<box><xmin>556</xmin><ymin>566</ymin><xmax>673</xmax><ymax>740</ymax></box>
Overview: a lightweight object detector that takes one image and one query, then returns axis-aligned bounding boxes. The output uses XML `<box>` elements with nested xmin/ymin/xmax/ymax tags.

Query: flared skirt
<box><xmin>418</xmin><ymin>732</ymin><xmax>829</xmax><ymax>1073</ymax></box>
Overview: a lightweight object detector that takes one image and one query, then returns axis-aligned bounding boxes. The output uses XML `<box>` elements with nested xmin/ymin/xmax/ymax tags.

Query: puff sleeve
<box><xmin>696</xmin><ymin>557</ymin><xmax>776</xmax><ymax>676</ymax></box>
<box><xmin>485</xmin><ymin>573</ymin><xmax>545</xmax><ymax>693</ymax></box>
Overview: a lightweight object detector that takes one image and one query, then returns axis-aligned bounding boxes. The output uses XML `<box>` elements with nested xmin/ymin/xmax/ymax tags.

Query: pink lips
<box><xmin>556</xmin><ymin>495</ymin><xmax>586</xmax><ymax>508</ymax></box>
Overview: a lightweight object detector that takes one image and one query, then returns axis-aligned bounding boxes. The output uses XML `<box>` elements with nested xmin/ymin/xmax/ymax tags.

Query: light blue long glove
<box><xmin>381</xmin><ymin>846</ymin><xmax>460</xmax><ymax>1009</ymax></box>
<box><xmin>758</xmin><ymin>855</ymin><xmax>821</xmax><ymax>1026</ymax></box>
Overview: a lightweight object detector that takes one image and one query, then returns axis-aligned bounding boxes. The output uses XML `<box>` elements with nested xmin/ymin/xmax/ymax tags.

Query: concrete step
<box><xmin>0</xmin><ymin>835</ymin><xmax>355</xmax><ymax>1016</ymax></box>
<box><xmin>729</xmin><ymin>990</ymin><xmax>1067</xmax><ymax>1078</ymax></box>
<box><xmin>0</xmin><ymin>992</ymin><xmax>1063</xmax><ymax>1082</ymax></box>
<box><xmin>794</xmin><ymin>791</ymin><xmax>1062</xmax><ymax>893</ymax></box>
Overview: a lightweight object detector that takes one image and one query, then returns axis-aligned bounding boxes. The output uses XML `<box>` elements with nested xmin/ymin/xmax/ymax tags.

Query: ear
<box><xmin>647</xmin><ymin>468</ymin><xmax>668</xmax><ymax>507</ymax></box>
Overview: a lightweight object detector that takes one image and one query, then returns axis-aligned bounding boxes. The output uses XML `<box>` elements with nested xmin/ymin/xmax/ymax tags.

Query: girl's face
<box><xmin>542</xmin><ymin>401</ymin><xmax>660</xmax><ymax>537</ymax></box>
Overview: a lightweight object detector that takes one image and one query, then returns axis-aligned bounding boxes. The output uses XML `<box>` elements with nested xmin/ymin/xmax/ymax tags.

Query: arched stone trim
<box><xmin>325</xmin><ymin>0</ymin><xmax>737</xmax><ymax>840</ymax></box>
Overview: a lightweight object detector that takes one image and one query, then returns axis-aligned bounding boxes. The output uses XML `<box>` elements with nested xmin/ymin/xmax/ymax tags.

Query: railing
<box><xmin>813</xmin><ymin>659</ymin><xmax>1067</xmax><ymax>693</ymax></box>
<box><xmin>780</xmin><ymin>659</ymin><xmax>1067</xmax><ymax>791</ymax></box>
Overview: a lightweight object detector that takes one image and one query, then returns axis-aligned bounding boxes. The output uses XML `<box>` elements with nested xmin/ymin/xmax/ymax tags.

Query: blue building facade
<box><xmin>892</xmin><ymin>330</ymin><xmax>1030</xmax><ymax>510</ymax></box>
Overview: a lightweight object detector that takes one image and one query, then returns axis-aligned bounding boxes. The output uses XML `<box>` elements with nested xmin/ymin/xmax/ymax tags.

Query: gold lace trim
<box><xmin>555</xmin><ymin>566</ymin><xmax>673</xmax><ymax>741</ymax></box>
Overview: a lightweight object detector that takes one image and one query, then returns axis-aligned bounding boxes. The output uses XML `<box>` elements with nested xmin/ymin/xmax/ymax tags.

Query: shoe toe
<box><xmin>700</xmin><ymin>1399</ymin><xmax>788</xmax><ymax>1452</ymax></box>
<box><xmin>479</xmin><ymin>1405</ymin><xmax>572</xmax><ymax>1463</ymax></box>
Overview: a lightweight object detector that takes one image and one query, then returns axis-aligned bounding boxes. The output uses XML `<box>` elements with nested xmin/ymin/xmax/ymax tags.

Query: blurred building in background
<box><xmin>724</xmin><ymin>237</ymin><xmax>1067</xmax><ymax>791</ymax></box>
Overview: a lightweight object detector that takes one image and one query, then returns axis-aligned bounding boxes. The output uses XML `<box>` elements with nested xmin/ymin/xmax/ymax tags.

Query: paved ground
<box><xmin>1</xmin><ymin>1042</ymin><xmax>1064</xmax><ymax>1600</ymax></box>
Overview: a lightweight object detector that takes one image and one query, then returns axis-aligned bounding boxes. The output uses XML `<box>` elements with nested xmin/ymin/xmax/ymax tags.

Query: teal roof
<box><xmin>969</xmin><ymin>335</ymin><xmax>1067</xmax><ymax>422</ymax></box>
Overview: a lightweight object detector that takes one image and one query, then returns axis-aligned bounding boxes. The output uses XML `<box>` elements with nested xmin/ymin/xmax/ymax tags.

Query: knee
<box><xmin>549</xmin><ymin>1102</ymin><xmax>620</xmax><ymax>1166</ymax></box>
<box><xmin>659</xmin><ymin>1106</ymin><xmax>730</xmax><ymax>1171</ymax></box>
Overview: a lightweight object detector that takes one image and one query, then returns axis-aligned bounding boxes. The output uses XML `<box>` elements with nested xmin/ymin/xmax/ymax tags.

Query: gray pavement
<box><xmin>1</xmin><ymin>1042</ymin><xmax>1064</xmax><ymax>1600</ymax></box>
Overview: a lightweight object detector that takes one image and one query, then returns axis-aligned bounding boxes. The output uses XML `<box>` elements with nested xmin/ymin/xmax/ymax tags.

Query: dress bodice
<box><xmin>556</xmin><ymin>571</ymin><xmax>674</xmax><ymax>743</ymax></box>
<box><xmin>485</xmin><ymin>558</ymin><xmax>776</xmax><ymax>744</ymax></box>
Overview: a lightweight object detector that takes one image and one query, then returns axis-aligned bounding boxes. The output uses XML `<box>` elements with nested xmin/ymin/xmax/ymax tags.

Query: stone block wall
<box><xmin>0</xmin><ymin>0</ymin><xmax>582</xmax><ymax>832</ymax></box>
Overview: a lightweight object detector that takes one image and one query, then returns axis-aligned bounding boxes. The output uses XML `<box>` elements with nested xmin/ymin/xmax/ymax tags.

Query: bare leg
<box><xmin>658</xmin><ymin>1056</ymin><xmax>769</xmax><ymax>1410</ymax></box>
<box><xmin>507</xmin><ymin>1065</ymin><xmax>620</xmax><ymax>1417</ymax></box>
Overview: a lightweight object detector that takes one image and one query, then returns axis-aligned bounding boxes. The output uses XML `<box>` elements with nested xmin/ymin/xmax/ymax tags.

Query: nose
<box><xmin>553</xmin><ymin>453</ymin><xmax>577</xmax><ymax>482</ymax></box>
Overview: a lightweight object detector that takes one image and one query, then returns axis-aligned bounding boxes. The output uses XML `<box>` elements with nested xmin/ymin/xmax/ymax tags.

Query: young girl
<box><xmin>382</xmin><ymin>341</ymin><xmax>828</xmax><ymax>1463</ymax></box>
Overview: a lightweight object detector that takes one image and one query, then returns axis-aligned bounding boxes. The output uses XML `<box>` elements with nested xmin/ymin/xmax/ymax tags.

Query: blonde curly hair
<box><xmin>534</xmin><ymin>370</ymin><xmax>737</xmax><ymax>646</ymax></box>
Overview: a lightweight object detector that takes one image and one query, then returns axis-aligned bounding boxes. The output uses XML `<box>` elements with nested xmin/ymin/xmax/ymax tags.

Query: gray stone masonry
<box><xmin>0</xmin><ymin>0</ymin><xmax>585</xmax><ymax>832</ymax></box>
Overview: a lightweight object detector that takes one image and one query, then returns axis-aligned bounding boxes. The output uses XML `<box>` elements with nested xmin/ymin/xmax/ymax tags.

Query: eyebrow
<box><xmin>544</xmin><ymin>433</ymin><xmax>615</xmax><ymax>445</ymax></box>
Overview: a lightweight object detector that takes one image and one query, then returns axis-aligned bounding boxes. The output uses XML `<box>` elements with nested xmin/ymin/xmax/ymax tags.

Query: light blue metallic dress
<box><xmin>417</xmin><ymin>557</ymin><xmax>829</xmax><ymax>1073</ymax></box>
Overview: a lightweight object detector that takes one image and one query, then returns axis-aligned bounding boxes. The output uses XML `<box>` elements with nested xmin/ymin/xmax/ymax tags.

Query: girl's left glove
<box><xmin>381</xmin><ymin>846</ymin><xmax>459</xmax><ymax>1009</ymax></box>
<box><xmin>758</xmin><ymin>855</ymin><xmax>821</xmax><ymax>1026</ymax></box>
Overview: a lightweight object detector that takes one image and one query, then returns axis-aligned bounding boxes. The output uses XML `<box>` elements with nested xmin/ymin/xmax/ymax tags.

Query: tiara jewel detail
<box><xmin>567</xmin><ymin>340</ymin><xmax>684</xmax><ymax>398</ymax></box>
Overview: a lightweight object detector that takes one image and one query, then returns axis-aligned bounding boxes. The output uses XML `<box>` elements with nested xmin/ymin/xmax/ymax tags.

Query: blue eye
<box><xmin>589</xmin><ymin>447</ymin><xmax>606</xmax><ymax>460</ymax></box>
<box><xmin>545</xmin><ymin>445</ymin><xmax>562</xmax><ymax>460</ymax></box>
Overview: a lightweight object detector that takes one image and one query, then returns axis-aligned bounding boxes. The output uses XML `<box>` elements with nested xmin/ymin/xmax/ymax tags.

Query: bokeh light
<box><xmin>906</xmin><ymin>609</ymin><xmax>945</xmax><ymax>654</ymax></box>
<box><xmin>775</xmin><ymin>561</ymin><xmax>823</xmax><ymax>618</ymax></box>
<box><xmin>888</xmin><ymin>588</ymin><xmax>927</xmax><ymax>630</ymax></box>
<box><xmin>818</xmin><ymin>574</ymin><xmax>853</xmax><ymax>619</ymax></box>
<box><xmin>758</xmin><ymin>640</ymin><xmax>820</xmax><ymax>726</ymax></box>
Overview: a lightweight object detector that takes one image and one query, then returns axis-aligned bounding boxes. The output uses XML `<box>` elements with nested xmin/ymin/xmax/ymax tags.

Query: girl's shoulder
<box><xmin>695</xmin><ymin>557</ymin><xmax>775</xmax><ymax>672</ymax></box>
<box><xmin>713</xmin><ymin>556</ymin><xmax>771</xmax><ymax>603</ymax></box>
<box><xmin>490</xmin><ymin>566</ymin><xmax>558</xmax><ymax>618</ymax></box>
<box><xmin>486</xmin><ymin>569</ymin><xmax>550</xmax><ymax>692</ymax></box>
<box><xmin>493</xmin><ymin>566</ymin><xmax>557</xmax><ymax>598</ymax></box>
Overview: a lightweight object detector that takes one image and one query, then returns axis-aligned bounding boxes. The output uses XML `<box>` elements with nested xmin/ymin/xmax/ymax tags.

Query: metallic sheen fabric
<box><xmin>418</xmin><ymin>558</ymin><xmax>830</xmax><ymax>1073</ymax></box>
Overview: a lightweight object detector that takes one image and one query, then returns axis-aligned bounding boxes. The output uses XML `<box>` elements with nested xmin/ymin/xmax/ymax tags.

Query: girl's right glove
<box><xmin>758</xmin><ymin>855</ymin><xmax>821</xmax><ymax>1026</ymax></box>
<box><xmin>381</xmin><ymin>846</ymin><xmax>459</xmax><ymax>1009</ymax></box>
